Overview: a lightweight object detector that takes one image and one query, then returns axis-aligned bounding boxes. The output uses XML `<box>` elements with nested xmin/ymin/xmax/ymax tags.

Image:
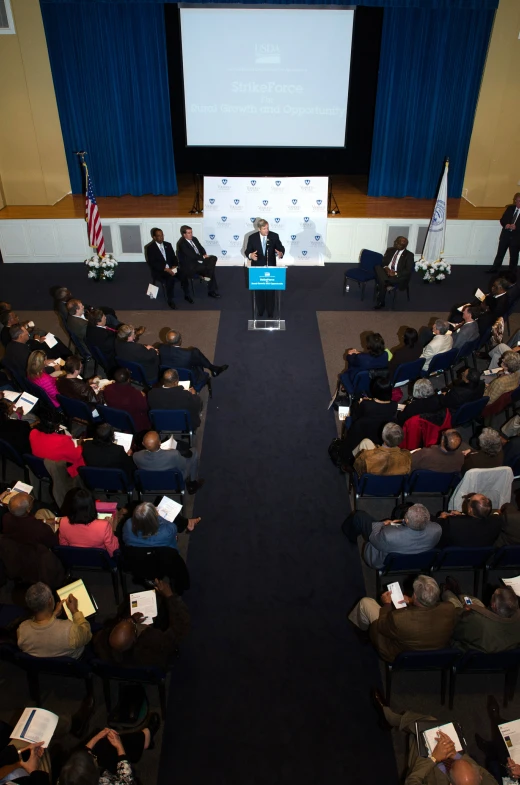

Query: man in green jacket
<box><xmin>444</xmin><ymin>580</ymin><xmax>520</xmax><ymax>653</ymax></box>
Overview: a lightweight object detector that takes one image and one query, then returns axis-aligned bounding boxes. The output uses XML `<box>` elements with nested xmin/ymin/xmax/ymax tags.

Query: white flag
<box><xmin>421</xmin><ymin>161</ymin><xmax>448</xmax><ymax>263</ymax></box>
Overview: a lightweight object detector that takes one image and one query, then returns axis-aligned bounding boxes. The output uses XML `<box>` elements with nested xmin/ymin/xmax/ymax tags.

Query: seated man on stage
<box><xmin>177</xmin><ymin>225</ymin><xmax>220</xmax><ymax>299</ymax></box>
<box><xmin>245</xmin><ymin>218</ymin><xmax>285</xmax><ymax>319</ymax></box>
<box><xmin>145</xmin><ymin>227</ymin><xmax>190</xmax><ymax>309</ymax></box>
<box><xmin>374</xmin><ymin>236</ymin><xmax>414</xmax><ymax>310</ymax></box>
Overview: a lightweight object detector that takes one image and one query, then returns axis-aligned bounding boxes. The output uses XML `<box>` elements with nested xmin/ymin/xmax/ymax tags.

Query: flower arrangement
<box><xmin>84</xmin><ymin>254</ymin><xmax>118</xmax><ymax>281</ymax></box>
<box><xmin>415</xmin><ymin>259</ymin><xmax>452</xmax><ymax>284</ymax></box>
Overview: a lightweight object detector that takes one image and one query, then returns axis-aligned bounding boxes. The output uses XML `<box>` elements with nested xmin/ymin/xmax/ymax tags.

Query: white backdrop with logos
<box><xmin>203</xmin><ymin>176</ymin><xmax>328</xmax><ymax>265</ymax></box>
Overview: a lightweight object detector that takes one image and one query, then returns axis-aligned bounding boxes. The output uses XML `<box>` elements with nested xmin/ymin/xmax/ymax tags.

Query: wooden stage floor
<box><xmin>0</xmin><ymin>174</ymin><xmax>503</xmax><ymax>221</ymax></box>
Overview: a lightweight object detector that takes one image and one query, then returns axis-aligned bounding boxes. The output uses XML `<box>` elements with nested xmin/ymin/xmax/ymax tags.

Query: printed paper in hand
<box><xmin>130</xmin><ymin>590</ymin><xmax>158</xmax><ymax>625</ymax></box>
<box><xmin>57</xmin><ymin>579</ymin><xmax>97</xmax><ymax>620</ymax></box>
<box><xmin>157</xmin><ymin>495</ymin><xmax>183</xmax><ymax>523</ymax></box>
<box><xmin>160</xmin><ymin>435</ymin><xmax>178</xmax><ymax>451</ymax></box>
<box><xmin>457</xmin><ymin>303</ymin><xmax>471</xmax><ymax>312</ymax></box>
<box><xmin>475</xmin><ymin>288</ymin><xmax>486</xmax><ymax>302</ymax></box>
<box><xmin>17</xmin><ymin>392</ymin><xmax>38</xmax><ymax>415</ymax></box>
<box><xmin>178</xmin><ymin>380</ymin><xmax>191</xmax><ymax>391</ymax></box>
<box><xmin>502</xmin><ymin>576</ymin><xmax>520</xmax><ymax>597</ymax></box>
<box><xmin>423</xmin><ymin>723</ymin><xmax>463</xmax><ymax>756</ymax></box>
<box><xmin>43</xmin><ymin>333</ymin><xmax>58</xmax><ymax>348</ymax></box>
<box><xmin>397</xmin><ymin>404</ymin><xmax>406</xmax><ymax>411</ymax></box>
<box><xmin>12</xmin><ymin>481</ymin><xmax>33</xmax><ymax>494</ymax></box>
<box><xmin>387</xmin><ymin>581</ymin><xmax>407</xmax><ymax>609</ymax></box>
<box><xmin>114</xmin><ymin>431</ymin><xmax>133</xmax><ymax>452</ymax></box>
<box><xmin>147</xmin><ymin>284</ymin><xmax>159</xmax><ymax>299</ymax></box>
<box><xmin>498</xmin><ymin>719</ymin><xmax>520</xmax><ymax>763</ymax></box>
<box><xmin>11</xmin><ymin>708</ymin><xmax>59</xmax><ymax>748</ymax></box>
<box><xmin>338</xmin><ymin>406</ymin><xmax>350</xmax><ymax>421</ymax></box>
<box><xmin>2</xmin><ymin>390</ymin><xmax>20</xmax><ymax>402</ymax></box>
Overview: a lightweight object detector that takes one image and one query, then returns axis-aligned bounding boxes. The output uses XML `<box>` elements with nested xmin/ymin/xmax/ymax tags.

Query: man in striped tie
<box><xmin>374</xmin><ymin>235</ymin><xmax>414</xmax><ymax>310</ymax></box>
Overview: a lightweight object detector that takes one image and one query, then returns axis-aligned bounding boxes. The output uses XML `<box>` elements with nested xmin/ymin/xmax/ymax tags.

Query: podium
<box><xmin>248</xmin><ymin>266</ymin><xmax>286</xmax><ymax>331</ymax></box>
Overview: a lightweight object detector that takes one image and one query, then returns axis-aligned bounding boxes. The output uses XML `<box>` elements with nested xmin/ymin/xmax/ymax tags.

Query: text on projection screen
<box><xmin>180</xmin><ymin>7</ymin><xmax>354</xmax><ymax>148</ymax></box>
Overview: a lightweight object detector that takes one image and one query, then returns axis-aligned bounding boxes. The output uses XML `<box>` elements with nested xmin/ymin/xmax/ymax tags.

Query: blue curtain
<box><xmin>40</xmin><ymin>3</ymin><xmax>177</xmax><ymax>196</ymax></box>
<box><xmin>368</xmin><ymin>7</ymin><xmax>495</xmax><ymax>198</ymax></box>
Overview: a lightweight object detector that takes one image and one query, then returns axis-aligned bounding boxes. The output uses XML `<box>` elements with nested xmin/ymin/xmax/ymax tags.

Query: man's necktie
<box><xmin>390</xmin><ymin>251</ymin><xmax>399</xmax><ymax>271</ymax></box>
<box><xmin>513</xmin><ymin>208</ymin><xmax>519</xmax><ymax>224</ymax></box>
<box><xmin>159</xmin><ymin>244</ymin><xmax>166</xmax><ymax>260</ymax></box>
<box><xmin>189</xmin><ymin>239</ymin><xmax>197</xmax><ymax>251</ymax></box>
<box><xmin>262</xmin><ymin>236</ymin><xmax>267</xmax><ymax>256</ymax></box>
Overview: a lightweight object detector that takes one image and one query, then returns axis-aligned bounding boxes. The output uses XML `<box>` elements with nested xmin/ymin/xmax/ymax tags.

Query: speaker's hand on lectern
<box><xmin>250</xmin><ymin>251</ymin><xmax>258</xmax><ymax>261</ymax></box>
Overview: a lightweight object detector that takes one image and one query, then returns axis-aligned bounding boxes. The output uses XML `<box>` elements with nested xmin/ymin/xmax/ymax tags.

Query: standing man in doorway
<box><xmin>374</xmin><ymin>235</ymin><xmax>414</xmax><ymax>310</ymax></box>
<box><xmin>487</xmin><ymin>193</ymin><xmax>520</xmax><ymax>273</ymax></box>
<box><xmin>245</xmin><ymin>219</ymin><xmax>285</xmax><ymax>318</ymax></box>
<box><xmin>145</xmin><ymin>228</ymin><xmax>190</xmax><ymax>310</ymax></box>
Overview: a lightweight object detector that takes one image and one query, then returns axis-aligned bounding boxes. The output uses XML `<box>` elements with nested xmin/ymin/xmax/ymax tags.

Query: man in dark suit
<box><xmin>85</xmin><ymin>309</ymin><xmax>117</xmax><ymax>374</ymax></box>
<box><xmin>177</xmin><ymin>225</ymin><xmax>220</xmax><ymax>299</ymax></box>
<box><xmin>115</xmin><ymin>324</ymin><xmax>159</xmax><ymax>385</ymax></box>
<box><xmin>82</xmin><ymin>422</ymin><xmax>135</xmax><ymax>479</ymax></box>
<box><xmin>245</xmin><ymin>218</ymin><xmax>285</xmax><ymax>318</ymax></box>
<box><xmin>435</xmin><ymin>493</ymin><xmax>503</xmax><ymax>548</ymax></box>
<box><xmin>145</xmin><ymin>227</ymin><xmax>190</xmax><ymax>309</ymax></box>
<box><xmin>158</xmin><ymin>330</ymin><xmax>228</xmax><ymax>386</ymax></box>
<box><xmin>442</xmin><ymin>367</ymin><xmax>486</xmax><ymax>411</ymax></box>
<box><xmin>374</xmin><ymin>236</ymin><xmax>414</xmax><ymax>309</ymax></box>
<box><xmin>3</xmin><ymin>324</ymin><xmax>32</xmax><ymax>376</ymax></box>
<box><xmin>148</xmin><ymin>369</ymin><xmax>203</xmax><ymax>429</ymax></box>
<box><xmin>488</xmin><ymin>193</ymin><xmax>520</xmax><ymax>272</ymax></box>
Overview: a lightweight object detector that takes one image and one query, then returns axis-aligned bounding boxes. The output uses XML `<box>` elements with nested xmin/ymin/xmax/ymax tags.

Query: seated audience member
<box><xmin>444</xmin><ymin>579</ymin><xmax>520</xmax><ymax>653</ymax></box>
<box><xmin>462</xmin><ymin>427</ymin><xmax>504</xmax><ymax>474</ymax></box>
<box><xmin>361</xmin><ymin>503</ymin><xmax>441</xmax><ymax>569</ymax></box>
<box><xmin>17</xmin><ymin>581</ymin><xmax>92</xmax><ymax>659</ymax></box>
<box><xmin>133</xmin><ymin>431</ymin><xmax>204</xmax><ymax>494</ymax></box>
<box><xmin>2</xmin><ymin>492</ymin><xmax>57</xmax><ymax>549</ymax></box>
<box><xmin>495</xmin><ymin>502</ymin><xmax>520</xmax><ymax>546</ymax></box>
<box><xmin>0</xmin><ymin>395</ymin><xmax>31</xmax><ymax>454</ymax></box>
<box><xmin>54</xmin><ymin>286</ymin><xmax>72</xmax><ymax>323</ymax></box>
<box><xmin>148</xmin><ymin>369</ymin><xmax>203</xmax><ymax>429</ymax></box>
<box><xmin>82</xmin><ymin>423</ymin><xmax>135</xmax><ymax>479</ymax></box>
<box><xmin>123</xmin><ymin>501</ymin><xmax>199</xmax><ymax>550</ymax></box>
<box><xmin>338</xmin><ymin>377</ymin><xmax>398</xmax><ymax>466</ymax></box>
<box><xmin>487</xmin><ymin>325</ymin><xmax>520</xmax><ymax>370</ymax></box>
<box><xmin>94</xmin><ymin>578</ymin><xmax>190</xmax><ymax>668</ymax></box>
<box><xmin>353</xmin><ymin>422</ymin><xmax>411</xmax><ymax>477</ymax></box>
<box><xmin>0</xmin><ymin>309</ymin><xmax>20</xmax><ymax>347</ymax></box>
<box><xmin>342</xmin><ymin>332</ymin><xmax>388</xmax><ymax>385</ymax></box>
<box><xmin>442</xmin><ymin>367</ymin><xmax>486</xmax><ymax>412</ymax></box>
<box><xmin>66</xmin><ymin>299</ymin><xmax>89</xmax><ymax>345</ymax></box>
<box><xmin>3</xmin><ymin>324</ymin><xmax>31</xmax><ymax>376</ymax></box>
<box><xmin>420</xmin><ymin>319</ymin><xmax>453</xmax><ymax>371</ymax></box>
<box><xmin>56</xmin><ymin>356</ymin><xmax>104</xmax><ymax>405</ymax></box>
<box><xmin>103</xmin><ymin>367</ymin><xmax>151</xmax><ymax>432</ymax></box>
<box><xmin>486</xmin><ymin>276</ymin><xmax>510</xmax><ymax>316</ymax></box>
<box><xmin>59</xmin><ymin>488</ymin><xmax>119</xmax><ymax>557</ymax></box>
<box><xmin>27</xmin><ymin>350</ymin><xmax>60</xmax><ymax>408</ymax></box>
<box><xmin>397</xmin><ymin>378</ymin><xmax>442</xmax><ymax>426</ymax></box>
<box><xmin>410</xmin><ymin>429</ymin><xmax>467</xmax><ymax>473</ymax></box>
<box><xmin>159</xmin><ymin>329</ymin><xmax>228</xmax><ymax>382</ymax></box>
<box><xmin>373</xmin><ymin>236</ymin><xmax>414</xmax><ymax>310</ymax></box>
<box><xmin>484</xmin><ymin>350</ymin><xmax>520</xmax><ymax>405</ymax></box>
<box><xmin>29</xmin><ymin>420</ymin><xmax>85</xmax><ymax>477</ymax></box>
<box><xmin>436</xmin><ymin>493</ymin><xmax>502</xmax><ymax>547</ymax></box>
<box><xmin>116</xmin><ymin>324</ymin><xmax>159</xmax><ymax>385</ymax></box>
<box><xmin>387</xmin><ymin>327</ymin><xmax>422</xmax><ymax>377</ymax></box>
<box><xmin>348</xmin><ymin>575</ymin><xmax>457</xmax><ymax>661</ymax></box>
<box><xmin>451</xmin><ymin>305</ymin><xmax>480</xmax><ymax>350</ymax></box>
<box><xmin>85</xmin><ymin>308</ymin><xmax>117</xmax><ymax>372</ymax></box>
<box><xmin>371</xmin><ymin>693</ymin><xmax>495</xmax><ymax>784</ymax></box>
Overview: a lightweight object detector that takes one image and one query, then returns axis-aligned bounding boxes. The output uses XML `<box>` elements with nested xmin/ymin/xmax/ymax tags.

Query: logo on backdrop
<box><xmin>305</xmin><ymin>179</ymin><xmax>311</xmax><ymax>185</ymax></box>
<box><xmin>431</xmin><ymin>200</ymin><xmax>446</xmax><ymax>232</ymax></box>
<box><xmin>303</xmin><ymin>217</ymin><xmax>310</xmax><ymax>223</ymax></box>
<box><xmin>229</xmin><ymin>198</ymin><xmax>244</xmax><ymax>212</ymax></box>
<box><xmin>206</xmin><ymin>235</ymin><xmax>219</xmax><ymax>246</ymax></box>
<box><xmin>221</xmin><ymin>250</ymin><xmax>227</xmax><ymax>256</ymax></box>
<box><xmin>247</xmin><ymin>180</ymin><xmax>260</xmax><ymax>192</ymax></box>
<box><xmin>274</xmin><ymin>217</ymin><xmax>281</xmax><ymax>224</ymax></box>
<box><xmin>209</xmin><ymin>234</ymin><xmax>215</xmax><ymax>240</ymax></box>
<box><xmin>254</xmin><ymin>43</ymin><xmax>281</xmax><ymax>65</ymax></box>
<box><xmin>300</xmin><ymin>179</ymin><xmax>316</xmax><ymax>193</ymax></box>
<box><xmin>311</xmin><ymin>235</ymin><xmax>323</xmax><ymax>246</ymax></box>
<box><xmin>250</xmin><ymin>217</ymin><xmax>256</xmax><ymax>223</ymax></box>
<box><xmin>209</xmin><ymin>198</ymin><xmax>215</xmax><ymax>204</ymax></box>
<box><xmin>222</xmin><ymin>179</ymin><xmax>228</xmax><ymax>185</ymax></box>
<box><xmin>217</xmin><ymin>179</ymin><xmax>231</xmax><ymax>191</ymax></box>
<box><xmin>229</xmin><ymin>235</ymin><xmax>242</xmax><ymax>248</ymax></box>
<box><xmin>288</xmin><ymin>198</ymin><xmax>301</xmax><ymax>212</ymax></box>
<box><xmin>291</xmin><ymin>235</ymin><xmax>297</xmax><ymax>241</ymax></box>
<box><xmin>220</xmin><ymin>216</ymin><xmax>228</xmax><ymax>223</ymax></box>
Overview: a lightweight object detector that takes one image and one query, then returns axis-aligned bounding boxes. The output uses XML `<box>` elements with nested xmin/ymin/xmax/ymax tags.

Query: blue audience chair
<box><xmin>434</xmin><ymin>546</ymin><xmax>495</xmax><ymax>597</ymax></box>
<box><xmin>375</xmin><ymin>549</ymin><xmax>440</xmax><ymax>595</ymax></box>
<box><xmin>101</xmin><ymin>406</ymin><xmax>137</xmax><ymax>435</ymax></box>
<box><xmin>404</xmin><ymin>470</ymin><xmax>460</xmax><ymax>511</ymax></box>
<box><xmin>384</xmin><ymin>648</ymin><xmax>461</xmax><ymax>705</ymax></box>
<box><xmin>23</xmin><ymin>454</ymin><xmax>52</xmax><ymax>500</ymax></box>
<box><xmin>134</xmin><ymin>468</ymin><xmax>185</xmax><ymax>502</ymax></box>
<box><xmin>91</xmin><ymin>659</ymin><xmax>171</xmax><ymax>719</ymax></box>
<box><xmin>149</xmin><ymin>409</ymin><xmax>194</xmax><ymax>446</ymax></box>
<box><xmin>343</xmin><ymin>249</ymin><xmax>382</xmax><ymax>301</ymax></box>
<box><xmin>451</xmin><ymin>396</ymin><xmax>489</xmax><ymax>437</ymax></box>
<box><xmin>78</xmin><ymin>466</ymin><xmax>135</xmax><ymax>507</ymax></box>
<box><xmin>115</xmin><ymin>357</ymin><xmax>156</xmax><ymax>388</ymax></box>
<box><xmin>391</xmin><ymin>358</ymin><xmax>425</xmax><ymax>388</ymax></box>
<box><xmin>450</xmin><ymin>649</ymin><xmax>520</xmax><ymax>709</ymax></box>
<box><xmin>53</xmin><ymin>545</ymin><xmax>123</xmax><ymax>604</ymax></box>
<box><xmin>57</xmin><ymin>394</ymin><xmax>101</xmax><ymax>429</ymax></box>
<box><xmin>422</xmin><ymin>348</ymin><xmax>459</xmax><ymax>385</ymax></box>
<box><xmin>2</xmin><ymin>644</ymin><xmax>93</xmax><ymax>705</ymax></box>
<box><xmin>351</xmin><ymin>473</ymin><xmax>406</xmax><ymax>511</ymax></box>
<box><xmin>0</xmin><ymin>439</ymin><xmax>29</xmax><ymax>483</ymax></box>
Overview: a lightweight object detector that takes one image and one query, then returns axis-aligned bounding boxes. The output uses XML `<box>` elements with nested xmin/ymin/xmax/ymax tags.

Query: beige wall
<box><xmin>0</xmin><ymin>0</ymin><xmax>70</xmax><ymax>205</ymax></box>
<box><xmin>463</xmin><ymin>0</ymin><xmax>520</xmax><ymax>207</ymax></box>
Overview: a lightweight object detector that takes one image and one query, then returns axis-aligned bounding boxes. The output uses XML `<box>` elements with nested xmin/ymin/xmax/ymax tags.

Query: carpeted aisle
<box><xmin>159</xmin><ymin>308</ymin><xmax>398</xmax><ymax>785</ymax></box>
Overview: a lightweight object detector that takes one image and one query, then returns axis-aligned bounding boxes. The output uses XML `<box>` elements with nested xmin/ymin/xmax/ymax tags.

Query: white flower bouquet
<box><xmin>414</xmin><ymin>259</ymin><xmax>452</xmax><ymax>284</ymax></box>
<box><xmin>84</xmin><ymin>254</ymin><xmax>118</xmax><ymax>281</ymax></box>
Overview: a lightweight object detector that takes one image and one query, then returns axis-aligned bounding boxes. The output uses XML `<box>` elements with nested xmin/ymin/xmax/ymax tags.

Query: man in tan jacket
<box><xmin>17</xmin><ymin>582</ymin><xmax>92</xmax><ymax>660</ymax></box>
<box><xmin>349</xmin><ymin>575</ymin><xmax>457</xmax><ymax>662</ymax></box>
<box><xmin>353</xmin><ymin>422</ymin><xmax>411</xmax><ymax>476</ymax></box>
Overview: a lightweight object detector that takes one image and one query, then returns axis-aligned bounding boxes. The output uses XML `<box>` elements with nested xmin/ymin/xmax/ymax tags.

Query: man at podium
<box><xmin>245</xmin><ymin>219</ymin><xmax>285</xmax><ymax>318</ymax></box>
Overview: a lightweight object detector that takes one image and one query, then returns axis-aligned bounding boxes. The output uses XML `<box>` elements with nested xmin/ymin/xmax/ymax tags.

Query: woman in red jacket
<box><xmin>29</xmin><ymin>420</ymin><xmax>85</xmax><ymax>477</ymax></box>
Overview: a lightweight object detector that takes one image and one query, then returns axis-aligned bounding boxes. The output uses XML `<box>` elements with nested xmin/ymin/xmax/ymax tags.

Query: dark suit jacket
<box><xmin>436</xmin><ymin>513</ymin><xmax>503</xmax><ymax>548</ymax></box>
<box><xmin>147</xmin><ymin>385</ymin><xmax>202</xmax><ymax>429</ymax></box>
<box><xmin>452</xmin><ymin>320</ymin><xmax>479</xmax><ymax>350</ymax></box>
<box><xmin>67</xmin><ymin>315</ymin><xmax>87</xmax><ymax>342</ymax></box>
<box><xmin>2</xmin><ymin>341</ymin><xmax>31</xmax><ymax>377</ymax></box>
<box><xmin>86</xmin><ymin>324</ymin><xmax>117</xmax><ymax>371</ymax></box>
<box><xmin>369</xmin><ymin>602</ymin><xmax>458</xmax><ymax>662</ymax></box>
<box><xmin>245</xmin><ymin>231</ymin><xmax>285</xmax><ymax>267</ymax></box>
<box><xmin>176</xmin><ymin>236</ymin><xmax>213</xmax><ymax>276</ymax></box>
<box><xmin>115</xmin><ymin>340</ymin><xmax>159</xmax><ymax>384</ymax></box>
<box><xmin>144</xmin><ymin>240</ymin><xmax>178</xmax><ymax>279</ymax></box>
<box><xmin>158</xmin><ymin>345</ymin><xmax>208</xmax><ymax>386</ymax></box>
<box><xmin>103</xmin><ymin>383</ymin><xmax>151</xmax><ymax>433</ymax></box>
<box><xmin>3</xmin><ymin>513</ymin><xmax>58</xmax><ymax>549</ymax></box>
<box><xmin>397</xmin><ymin>395</ymin><xmax>442</xmax><ymax>426</ymax></box>
<box><xmin>0</xmin><ymin>417</ymin><xmax>31</xmax><ymax>455</ymax></box>
<box><xmin>442</xmin><ymin>380</ymin><xmax>486</xmax><ymax>411</ymax></box>
<box><xmin>82</xmin><ymin>439</ymin><xmax>135</xmax><ymax>479</ymax></box>
<box><xmin>499</xmin><ymin>204</ymin><xmax>520</xmax><ymax>236</ymax></box>
<box><xmin>56</xmin><ymin>376</ymin><xmax>102</xmax><ymax>405</ymax></box>
<box><xmin>381</xmin><ymin>247</ymin><xmax>414</xmax><ymax>288</ymax></box>
<box><xmin>388</xmin><ymin>343</ymin><xmax>423</xmax><ymax>377</ymax></box>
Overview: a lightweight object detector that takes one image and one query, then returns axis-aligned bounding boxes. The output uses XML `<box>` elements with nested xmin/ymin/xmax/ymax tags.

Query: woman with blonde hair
<box><xmin>27</xmin><ymin>350</ymin><xmax>60</xmax><ymax>408</ymax></box>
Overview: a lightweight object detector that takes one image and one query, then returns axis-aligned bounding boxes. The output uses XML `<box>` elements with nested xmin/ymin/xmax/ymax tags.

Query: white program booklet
<box><xmin>338</xmin><ymin>406</ymin><xmax>350</xmax><ymax>421</ymax></box>
<box><xmin>11</xmin><ymin>708</ymin><xmax>59</xmax><ymax>748</ymax></box>
<box><xmin>129</xmin><ymin>590</ymin><xmax>158</xmax><ymax>625</ymax></box>
<box><xmin>387</xmin><ymin>581</ymin><xmax>407</xmax><ymax>609</ymax></box>
<box><xmin>498</xmin><ymin>719</ymin><xmax>520</xmax><ymax>763</ymax></box>
<box><xmin>423</xmin><ymin>723</ymin><xmax>463</xmax><ymax>756</ymax></box>
<box><xmin>160</xmin><ymin>435</ymin><xmax>178</xmax><ymax>451</ymax></box>
<box><xmin>157</xmin><ymin>495</ymin><xmax>183</xmax><ymax>523</ymax></box>
<box><xmin>147</xmin><ymin>284</ymin><xmax>159</xmax><ymax>299</ymax></box>
<box><xmin>457</xmin><ymin>302</ymin><xmax>471</xmax><ymax>312</ymax></box>
<box><xmin>44</xmin><ymin>333</ymin><xmax>58</xmax><ymax>348</ymax></box>
<box><xmin>114</xmin><ymin>431</ymin><xmax>133</xmax><ymax>452</ymax></box>
<box><xmin>2</xmin><ymin>390</ymin><xmax>20</xmax><ymax>403</ymax></box>
<box><xmin>12</xmin><ymin>480</ymin><xmax>33</xmax><ymax>495</ymax></box>
<box><xmin>17</xmin><ymin>391</ymin><xmax>38</xmax><ymax>415</ymax></box>
<box><xmin>178</xmin><ymin>380</ymin><xmax>191</xmax><ymax>391</ymax></box>
<box><xmin>502</xmin><ymin>576</ymin><xmax>520</xmax><ymax>597</ymax></box>
<box><xmin>475</xmin><ymin>288</ymin><xmax>486</xmax><ymax>302</ymax></box>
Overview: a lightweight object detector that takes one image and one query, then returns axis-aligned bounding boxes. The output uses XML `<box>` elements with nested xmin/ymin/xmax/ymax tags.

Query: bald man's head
<box><xmin>142</xmin><ymin>431</ymin><xmax>161</xmax><ymax>452</ymax></box>
<box><xmin>165</xmin><ymin>330</ymin><xmax>181</xmax><ymax>346</ymax></box>
<box><xmin>9</xmin><ymin>492</ymin><xmax>33</xmax><ymax>517</ymax></box>
<box><xmin>108</xmin><ymin>620</ymin><xmax>137</xmax><ymax>652</ymax></box>
<box><xmin>450</xmin><ymin>758</ymin><xmax>482</xmax><ymax>785</ymax></box>
<box><xmin>162</xmin><ymin>368</ymin><xmax>179</xmax><ymax>386</ymax></box>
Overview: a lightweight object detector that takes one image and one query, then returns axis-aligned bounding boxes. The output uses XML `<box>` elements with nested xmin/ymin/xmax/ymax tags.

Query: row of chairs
<box><xmin>343</xmin><ymin>249</ymin><xmax>411</xmax><ymax>307</ymax></box>
<box><xmin>352</xmin><ymin>469</ymin><xmax>461</xmax><ymax>511</ymax></box>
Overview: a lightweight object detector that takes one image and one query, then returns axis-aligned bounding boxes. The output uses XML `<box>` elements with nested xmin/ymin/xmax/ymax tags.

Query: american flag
<box><xmin>84</xmin><ymin>163</ymin><xmax>105</xmax><ymax>257</ymax></box>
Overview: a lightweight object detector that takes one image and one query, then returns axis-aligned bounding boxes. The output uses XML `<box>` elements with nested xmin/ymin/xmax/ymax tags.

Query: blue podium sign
<box><xmin>248</xmin><ymin>267</ymin><xmax>286</xmax><ymax>290</ymax></box>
